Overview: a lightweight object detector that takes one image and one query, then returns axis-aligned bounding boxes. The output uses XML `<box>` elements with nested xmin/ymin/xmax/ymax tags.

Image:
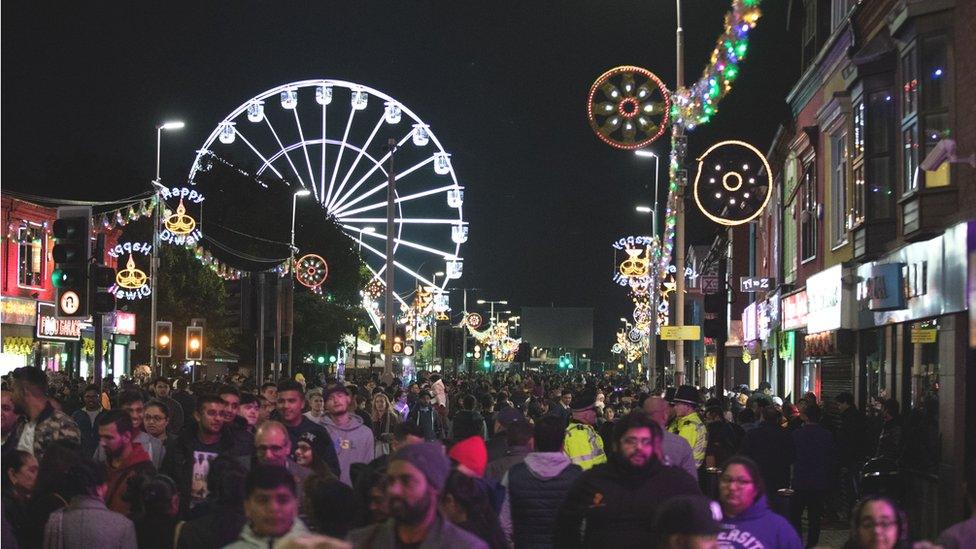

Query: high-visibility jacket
<box><xmin>564</xmin><ymin>421</ymin><xmax>607</xmax><ymax>470</ymax></box>
<box><xmin>670</xmin><ymin>412</ymin><xmax>707</xmax><ymax>468</ymax></box>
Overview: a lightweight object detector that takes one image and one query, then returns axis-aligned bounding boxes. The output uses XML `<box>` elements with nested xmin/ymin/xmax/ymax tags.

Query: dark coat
<box><xmin>792</xmin><ymin>422</ymin><xmax>837</xmax><ymax>491</ymax></box>
<box><xmin>452</xmin><ymin>409</ymin><xmax>488</xmax><ymax>442</ymax></box>
<box><xmin>70</xmin><ymin>408</ymin><xmax>105</xmax><ymax>457</ymax></box>
<box><xmin>507</xmin><ymin>459</ymin><xmax>583</xmax><ymax>549</ymax></box>
<box><xmin>160</xmin><ymin>428</ymin><xmax>253</xmax><ymax>517</ymax></box>
<box><xmin>836</xmin><ymin>406</ymin><xmax>867</xmax><ymax>467</ymax></box>
<box><xmin>741</xmin><ymin>420</ymin><xmax>795</xmax><ymax>491</ymax></box>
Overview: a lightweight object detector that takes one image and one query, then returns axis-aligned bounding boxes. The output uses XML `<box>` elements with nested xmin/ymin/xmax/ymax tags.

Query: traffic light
<box><xmin>316</xmin><ymin>355</ymin><xmax>326</xmax><ymax>365</ymax></box>
<box><xmin>91</xmin><ymin>264</ymin><xmax>116</xmax><ymax>314</ymax></box>
<box><xmin>51</xmin><ymin>206</ymin><xmax>91</xmax><ymax>318</ymax></box>
<box><xmin>156</xmin><ymin>321</ymin><xmax>173</xmax><ymax>358</ymax></box>
<box><xmin>186</xmin><ymin>326</ymin><xmax>203</xmax><ymax>361</ymax></box>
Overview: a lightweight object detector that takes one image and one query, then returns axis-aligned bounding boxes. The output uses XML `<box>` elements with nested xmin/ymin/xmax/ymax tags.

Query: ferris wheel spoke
<box><xmin>342</xmin><ymin>224</ymin><xmax>457</xmax><ymax>259</ymax></box>
<box><xmin>234</xmin><ymin>128</ymin><xmax>286</xmax><ymax>180</ymax></box>
<box><xmin>263</xmin><ymin>117</ymin><xmax>307</xmax><ymax>188</ymax></box>
<box><xmin>334</xmin><ymin>185</ymin><xmax>456</xmax><ymax>218</ymax></box>
<box><xmin>328</xmin><ymin>113</ymin><xmax>385</xmax><ymax>211</ymax></box>
<box><xmin>357</xmin><ymin>239</ymin><xmax>438</xmax><ymax>288</ymax></box>
<box><xmin>291</xmin><ymin>106</ymin><xmax>318</xmax><ymax>200</ymax></box>
<box><xmin>329</xmin><ymin>131</ymin><xmax>413</xmax><ymax>213</ymax></box>
<box><xmin>331</xmin><ymin>155</ymin><xmax>434</xmax><ymax>217</ymax></box>
<box><xmin>337</xmin><ymin>217</ymin><xmax>464</xmax><ymax>225</ymax></box>
<box><xmin>325</xmin><ymin>105</ymin><xmax>357</xmax><ymax>207</ymax></box>
<box><xmin>320</xmin><ymin>102</ymin><xmax>328</xmax><ymax>201</ymax></box>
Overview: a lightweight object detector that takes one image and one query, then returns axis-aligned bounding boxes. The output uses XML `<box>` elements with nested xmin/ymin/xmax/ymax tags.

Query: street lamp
<box><xmin>287</xmin><ymin>188</ymin><xmax>311</xmax><ymax>378</ymax></box>
<box><xmin>476</xmin><ymin>299</ymin><xmax>508</xmax><ymax>324</ymax></box>
<box><xmin>150</xmin><ymin>120</ymin><xmax>184</xmax><ymax>374</ymax></box>
<box><xmin>635</xmin><ymin>149</ymin><xmax>662</xmax><ymax>385</ymax></box>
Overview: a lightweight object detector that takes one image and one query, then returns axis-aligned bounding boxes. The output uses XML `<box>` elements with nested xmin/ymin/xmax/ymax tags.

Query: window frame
<box><xmin>800</xmin><ymin>159</ymin><xmax>818</xmax><ymax>263</ymax></box>
<box><xmin>830</xmin><ymin>130</ymin><xmax>849</xmax><ymax>248</ymax></box>
<box><xmin>16</xmin><ymin>223</ymin><xmax>48</xmax><ymax>290</ymax></box>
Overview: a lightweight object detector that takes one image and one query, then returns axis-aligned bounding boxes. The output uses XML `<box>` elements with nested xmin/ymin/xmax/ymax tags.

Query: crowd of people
<box><xmin>0</xmin><ymin>365</ymin><xmax>972</xmax><ymax>549</ymax></box>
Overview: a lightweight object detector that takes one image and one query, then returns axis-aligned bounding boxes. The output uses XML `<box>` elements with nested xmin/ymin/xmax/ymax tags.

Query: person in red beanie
<box><xmin>449</xmin><ymin>435</ymin><xmax>487</xmax><ymax>478</ymax></box>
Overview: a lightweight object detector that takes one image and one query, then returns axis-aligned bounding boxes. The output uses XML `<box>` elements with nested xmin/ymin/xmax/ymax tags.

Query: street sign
<box><xmin>59</xmin><ymin>291</ymin><xmax>81</xmax><ymax>316</ymax></box>
<box><xmin>910</xmin><ymin>328</ymin><xmax>937</xmax><ymax>344</ymax></box>
<box><xmin>701</xmin><ymin>275</ymin><xmax>720</xmax><ymax>294</ymax></box>
<box><xmin>740</xmin><ymin>276</ymin><xmax>775</xmax><ymax>292</ymax></box>
<box><xmin>660</xmin><ymin>325</ymin><xmax>701</xmax><ymax>340</ymax></box>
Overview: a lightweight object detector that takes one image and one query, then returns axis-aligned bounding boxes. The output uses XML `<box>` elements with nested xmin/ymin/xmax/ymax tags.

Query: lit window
<box><xmin>18</xmin><ymin>225</ymin><xmax>46</xmax><ymax>287</ymax></box>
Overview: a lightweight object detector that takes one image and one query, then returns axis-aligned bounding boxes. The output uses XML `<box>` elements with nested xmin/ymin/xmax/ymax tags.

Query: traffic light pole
<box><xmin>93</xmin><ymin>234</ymin><xmax>105</xmax><ymax>391</ymax></box>
<box><xmin>383</xmin><ymin>139</ymin><xmax>397</xmax><ymax>376</ymax></box>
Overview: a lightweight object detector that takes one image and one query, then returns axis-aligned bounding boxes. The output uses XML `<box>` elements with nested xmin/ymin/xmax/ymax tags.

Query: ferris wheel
<box><xmin>190</xmin><ymin>79</ymin><xmax>467</xmax><ymax>309</ymax></box>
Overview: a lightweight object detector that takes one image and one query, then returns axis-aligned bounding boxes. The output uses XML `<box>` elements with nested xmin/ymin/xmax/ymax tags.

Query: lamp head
<box><xmin>159</xmin><ymin>121</ymin><xmax>185</xmax><ymax>131</ymax></box>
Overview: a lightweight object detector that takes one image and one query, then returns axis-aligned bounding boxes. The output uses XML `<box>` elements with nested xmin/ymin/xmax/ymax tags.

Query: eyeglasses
<box><xmin>859</xmin><ymin>519</ymin><xmax>897</xmax><ymax>530</ymax></box>
<box><xmin>719</xmin><ymin>476</ymin><xmax>754</xmax><ymax>486</ymax></box>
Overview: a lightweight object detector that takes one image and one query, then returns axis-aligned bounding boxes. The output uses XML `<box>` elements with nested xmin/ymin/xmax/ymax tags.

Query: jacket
<box><xmin>836</xmin><ymin>406</ymin><xmax>867</xmax><ymax>466</ymax></box>
<box><xmin>22</xmin><ymin>403</ymin><xmax>81</xmax><ymax>460</ymax></box>
<box><xmin>406</xmin><ymin>405</ymin><xmax>444</xmax><ymax>441</ymax></box>
<box><xmin>501</xmin><ymin>451</ymin><xmax>582</xmax><ymax>549</ymax></box>
<box><xmin>451</xmin><ymin>409</ymin><xmax>488</xmax><ymax>442</ymax></box>
<box><xmin>660</xmin><ymin>431</ymin><xmax>698</xmax><ymax>480</ymax></box>
<box><xmin>222</xmin><ymin>518</ymin><xmax>310</xmax><ymax>549</ymax></box>
<box><xmin>792</xmin><ymin>422</ymin><xmax>836</xmax><ymax>490</ymax></box>
<box><xmin>740</xmin><ymin>420</ymin><xmax>795</xmax><ymax>491</ymax></box>
<box><xmin>175</xmin><ymin>505</ymin><xmax>247</xmax><ymax>549</ymax></box>
<box><xmin>716</xmin><ymin>495</ymin><xmax>803</xmax><ymax>549</ymax></box>
<box><xmin>96</xmin><ymin>431</ymin><xmax>165</xmax><ymax>469</ymax></box>
<box><xmin>669</xmin><ymin>412</ymin><xmax>706</xmax><ymax>468</ymax></box>
<box><xmin>43</xmin><ymin>496</ymin><xmax>137</xmax><ymax>549</ymax></box>
<box><xmin>284</xmin><ymin>417</ymin><xmax>341</xmax><ymax>478</ymax></box>
<box><xmin>321</xmin><ymin>414</ymin><xmax>375</xmax><ymax>486</ymax></box>
<box><xmin>554</xmin><ymin>455</ymin><xmax>701</xmax><ymax>548</ymax></box>
<box><xmin>105</xmin><ymin>442</ymin><xmax>156</xmax><ymax>516</ymax></box>
<box><xmin>70</xmin><ymin>408</ymin><xmax>105</xmax><ymax>457</ymax></box>
<box><xmin>347</xmin><ymin>514</ymin><xmax>488</xmax><ymax>549</ymax></box>
<box><xmin>161</xmin><ymin>428</ymin><xmax>253</xmax><ymax>516</ymax></box>
<box><xmin>563</xmin><ymin>421</ymin><xmax>606</xmax><ymax>471</ymax></box>
<box><xmin>486</xmin><ymin>444</ymin><xmax>532</xmax><ymax>482</ymax></box>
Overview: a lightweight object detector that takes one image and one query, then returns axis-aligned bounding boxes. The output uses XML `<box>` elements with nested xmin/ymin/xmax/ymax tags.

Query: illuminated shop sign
<box><xmin>36</xmin><ymin>303</ymin><xmax>81</xmax><ymax>341</ymax></box>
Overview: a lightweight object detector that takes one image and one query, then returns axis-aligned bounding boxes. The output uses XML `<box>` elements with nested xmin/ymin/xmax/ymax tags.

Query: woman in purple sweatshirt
<box><xmin>716</xmin><ymin>456</ymin><xmax>803</xmax><ymax>549</ymax></box>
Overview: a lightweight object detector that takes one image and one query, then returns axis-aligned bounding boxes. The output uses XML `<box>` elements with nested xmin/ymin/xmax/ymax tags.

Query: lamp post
<box><xmin>429</xmin><ymin>271</ymin><xmax>444</xmax><ymax>368</ymax></box>
<box><xmin>673</xmin><ymin>0</ymin><xmax>689</xmax><ymax>386</ymax></box>
<box><xmin>635</xmin><ymin>149</ymin><xmax>661</xmax><ymax>386</ymax></box>
<box><xmin>286</xmin><ymin>189</ymin><xmax>311</xmax><ymax>379</ymax></box>
<box><xmin>476</xmin><ymin>299</ymin><xmax>508</xmax><ymax>324</ymax></box>
<box><xmin>150</xmin><ymin>120</ymin><xmax>184</xmax><ymax>375</ymax></box>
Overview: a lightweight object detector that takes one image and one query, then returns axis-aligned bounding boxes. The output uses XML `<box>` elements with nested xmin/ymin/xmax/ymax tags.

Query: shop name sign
<box><xmin>781</xmin><ymin>290</ymin><xmax>808</xmax><ymax>331</ymax></box>
<box><xmin>806</xmin><ymin>265</ymin><xmax>843</xmax><ymax>333</ymax></box>
<box><xmin>36</xmin><ymin>303</ymin><xmax>81</xmax><ymax>341</ymax></box>
<box><xmin>740</xmin><ymin>277</ymin><xmax>775</xmax><ymax>292</ymax></box>
<box><xmin>857</xmin><ymin>263</ymin><xmax>906</xmax><ymax>311</ymax></box>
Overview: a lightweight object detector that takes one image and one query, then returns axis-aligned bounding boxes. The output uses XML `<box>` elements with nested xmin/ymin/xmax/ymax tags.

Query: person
<box><xmin>449</xmin><ymin>435</ymin><xmax>488</xmax><ymax>479</ymax></box>
<box><xmin>96</xmin><ymin>409</ymin><xmax>156</xmax><ymax>516</ymax></box>
<box><xmin>276</xmin><ymin>380</ymin><xmax>341</xmax><ymax>478</ymax></box>
<box><xmin>321</xmin><ymin>384</ymin><xmax>375</xmax><ymax>486</ymax></box>
<box><xmin>485</xmin><ymin>419</ymin><xmax>533</xmax><ymax>482</ymax></box>
<box><xmin>554</xmin><ymin>410</ymin><xmax>701</xmax><ymax>548</ymax></box>
<box><xmin>703</xmin><ymin>404</ymin><xmax>742</xmax><ymax>469</ymax></box>
<box><xmin>669</xmin><ymin>385</ymin><xmax>707</xmax><ymax>470</ymax></box>
<box><xmin>452</xmin><ymin>394</ymin><xmax>488</xmax><ymax>443</ymax></box>
<box><xmin>739</xmin><ymin>405</ymin><xmax>795</xmax><ymax>516</ymax></box>
<box><xmin>260</xmin><ymin>382</ymin><xmax>278</xmax><ymax>406</ymax></box>
<box><xmin>161</xmin><ymin>395</ymin><xmax>252</xmax><ymax>514</ymax></box>
<box><xmin>151</xmin><ymin>377</ymin><xmax>184</xmax><ymax>434</ymax></box>
<box><xmin>294</xmin><ymin>430</ymin><xmax>338</xmax><ymax>479</ymax></box>
<box><xmin>651</xmin><ymin>495</ymin><xmax>723</xmax><ymax>549</ymax></box>
<box><xmin>551</xmin><ymin>389</ymin><xmax>573</xmax><ymax>423</ymax></box>
<box><xmin>348</xmin><ymin>442</ymin><xmax>489</xmax><ymax>548</ymax></box>
<box><xmin>304</xmin><ymin>388</ymin><xmax>329</xmax><ymax>426</ymax></box>
<box><xmin>174</xmin><ymin>456</ymin><xmax>248</xmax><ymax>549</ymax></box>
<box><xmin>835</xmin><ymin>392</ymin><xmax>867</xmax><ymax>518</ymax></box>
<box><xmin>500</xmin><ymin>415</ymin><xmax>583</xmax><ymax>549</ymax></box>
<box><xmin>125</xmin><ymin>473</ymin><xmax>179</xmax><ymax>549</ymax></box>
<box><xmin>440</xmin><ymin>470</ymin><xmax>508</xmax><ymax>549</ymax></box>
<box><xmin>254</xmin><ymin>420</ymin><xmax>312</xmax><ymax>503</ymax></box>
<box><xmin>96</xmin><ymin>390</ymin><xmax>164</xmax><ymax>469</ymax></box>
<box><xmin>143</xmin><ymin>400</ymin><xmax>174</xmax><ymax>461</ymax></box>
<box><xmin>562</xmin><ymin>388</ymin><xmax>607</xmax><ymax>471</ymax></box>
<box><xmin>935</xmin><ymin>464</ymin><xmax>976</xmax><ymax>549</ymax></box>
<box><xmin>406</xmin><ymin>389</ymin><xmax>445</xmax><ymax>442</ymax></box>
<box><xmin>876</xmin><ymin>399</ymin><xmax>903</xmax><ymax>461</ymax></box>
<box><xmin>370</xmin><ymin>392</ymin><xmax>400</xmax><ymax>456</ymax></box>
<box><xmin>303</xmin><ymin>471</ymin><xmax>357</xmax><ymax>538</ymax></box>
<box><xmin>236</xmin><ymin>393</ymin><xmax>261</xmax><ymax>434</ymax></box>
<box><xmin>42</xmin><ymin>457</ymin><xmax>138</xmax><ymax>549</ymax></box>
<box><xmin>841</xmin><ymin>496</ymin><xmax>910</xmax><ymax>549</ymax></box>
<box><xmin>70</xmin><ymin>384</ymin><xmax>105</xmax><ymax>457</ymax></box>
<box><xmin>790</xmin><ymin>402</ymin><xmax>836</xmax><ymax>547</ymax></box>
<box><xmin>217</xmin><ymin>386</ymin><xmax>244</xmax><ymax>428</ymax></box>
<box><xmin>392</xmin><ymin>389</ymin><xmax>409</xmax><ymax>422</ymax></box>
<box><xmin>10</xmin><ymin>366</ymin><xmax>81</xmax><ymax>459</ymax></box>
<box><xmin>2</xmin><ymin>449</ymin><xmax>38</xmax><ymax>547</ymax></box>
<box><xmin>487</xmin><ymin>407</ymin><xmax>525</xmax><ymax>462</ymax></box>
<box><xmin>643</xmin><ymin>396</ymin><xmax>697</xmax><ymax>479</ymax></box>
<box><xmin>1</xmin><ymin>389</ymin><xmax>24</xmax><ymax>454</ymax></box>
<box><xmin>715</xmin><ymin>456</ymin><xmax>802</xmax><ymax>549</ymax></box>
<box><xmin>223</xmin><ymin>464</ymin><xmax>311</xmax><ymax>548</ymax></box>
<box><xmin>21</xmin><ymin>440</ymin><xmax>80</xmax><ymax>548</ymax></box>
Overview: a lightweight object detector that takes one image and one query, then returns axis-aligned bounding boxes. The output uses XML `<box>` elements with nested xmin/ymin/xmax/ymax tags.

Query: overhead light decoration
<box><xmin>159</xmin><ymin>187</ymin><xmax>205</xmax><ymax>246</ymax></box>
<box><xmin>692</xmin><ymin>140</ymin><xmax>772</xmax><ymax>226</ymax></box>
<box><xmin>295</xmin><ymin>254</ymin><xmax>329</xmax><ymax>289</ymax></box>
<box><xmin>587</xmin><ymin>66</ymin><xmax>671</xmax><ymax>150</ymax></box>
<box><xmin>465</xmin><ymin>313</ymin><xmax>483</xmax><ymax>329</ymax></box>
<box><xmin>363</xmin><ymin>278</ymin><xmax>385</xmax><ymax>300</ymax></box>
<box><xmin>107</xmin><ymin>242</ymin><xmax>152</xmax><ymax>300</ymax></box>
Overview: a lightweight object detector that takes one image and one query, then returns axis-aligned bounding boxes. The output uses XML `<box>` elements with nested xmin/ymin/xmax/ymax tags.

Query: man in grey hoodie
<box><xmin>500</xmin><ymin>415</ymin><xmax>583</xmax><ymax>548</ymax></box>
<box><xmin>322</xmin><ymin>384</ymin><xmax>375</xmax><ymax>486</ymax></box>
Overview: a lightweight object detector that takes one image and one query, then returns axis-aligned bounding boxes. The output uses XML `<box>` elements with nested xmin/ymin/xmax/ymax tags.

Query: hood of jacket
<box><xmin>321</xmin><ymin>413</ymin><xmax>365</xmax><ymax>432</ymax></box>
<box><xmin>729</xmin><ymin>494</ymin><xmax>773</xmax><ymax>522</ymax></box>
<box><xmin>107</xmin><ymin>442</ymin><xmax>152</xmax><ymax>475</ymax></box>
<box><xmin>524</xmin><ymin>451</ymin><xmax>572</xmax><ymax>480</ymax></box>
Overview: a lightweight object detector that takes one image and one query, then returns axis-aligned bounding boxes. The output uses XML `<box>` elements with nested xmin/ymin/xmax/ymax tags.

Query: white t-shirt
<box><xmin>17</xmin><ymin>421</ymin><xmax>36</xmax><ymax>455</ymax></box>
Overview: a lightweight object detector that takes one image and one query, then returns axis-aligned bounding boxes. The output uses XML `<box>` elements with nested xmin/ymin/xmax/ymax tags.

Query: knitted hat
<box><xmin>448</xmin><ymin>436</ymin><xmax>487</xmax><ymax>478</ymax></box>
<box><xmin>672</xmin><ymin>385</ymin><xmax>701</xmax><ymax>407</ymax></box>
<box><xmin>653</xmin><ymin>495</ymin><xmax>723</xmax><ymax>538</ymax></box>
<box><xmin>389</xmin><ymin>442</ymin><xmax>451</xmax><ymax>491</ymax></box>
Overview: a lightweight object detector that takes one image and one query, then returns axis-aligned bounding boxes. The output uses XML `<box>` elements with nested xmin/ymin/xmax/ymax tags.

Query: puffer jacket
<box><xmin>451</xmin><ymin>409</ymin><xmax>488</xmax><ymax>442</ymax></box>
<box><xmin>502</xmin><ymin>452</ymin><xmax>582</xmax><ymax>549</ymax></box>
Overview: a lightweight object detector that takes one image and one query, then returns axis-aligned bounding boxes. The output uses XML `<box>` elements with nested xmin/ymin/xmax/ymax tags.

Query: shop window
<box><xmin>17</xmin><ymin>225</ymin><xmax>47</xmax><ymax>288</ymax></box>
<box><xmin>830</xmin><ymin>132</ymin><xmax>848</xmax><ymax>246</ymax></box>
<box><xmin>800</xmin><ymin>163</ymin><xmax>817</xmax><ymax>262</ymax></box>
<box><xmin>900</xmin><ymin>320</ymin><xmax>941</xmax><ymax>473</ymax></box>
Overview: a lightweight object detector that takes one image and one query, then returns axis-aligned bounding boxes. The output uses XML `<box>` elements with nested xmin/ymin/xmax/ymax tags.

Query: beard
<box><xmin>612</xmin><ymin>448</ymin><xmax>654</xmax><ymax>475</ymax></box>
<box><xmin>388</xmin><ymin>489</ymin><xmax>433</xmax><ymax>525</ymax></box>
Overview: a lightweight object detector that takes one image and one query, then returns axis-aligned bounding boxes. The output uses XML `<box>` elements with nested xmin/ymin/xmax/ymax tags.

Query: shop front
<box><xmin>757</xmin><ymin>294</ymin><xmax>779</xmax><ymax>392</ymax></box>
<box><xmin>1</xmin><ymin>296</ymin><xmax>38</xmax><ymax>374</ymax></box>
<box><xmin>780</xmin><ymin>289</ymin><xmax>808</xmax><ymax>400</ymax></box>
<box><xmin>803</xmin><ymin>264</ymin><xmax>857</xmax><ymax>402</ymax></box>
<box><xmin>741</xmin><ymin>302</ymin><xmax>760</xmax><ymax>389</ymax></box>
<box><xmin>35</xmin><ymin>302</ymin><xmax>81</xmax><ymax>374</ymax></box>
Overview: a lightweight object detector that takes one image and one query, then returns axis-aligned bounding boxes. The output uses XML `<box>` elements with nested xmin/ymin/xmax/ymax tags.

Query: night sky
<box><xmin>2</xmin><ymin>1</ymin><xmax>799</xmax><ymax>358</ymax></box>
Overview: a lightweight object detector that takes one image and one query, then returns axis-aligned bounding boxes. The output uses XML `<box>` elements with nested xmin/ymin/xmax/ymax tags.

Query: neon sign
<box><xmin>108</xmin><ymin>242</ymin><xmax>152</xmax><ymax>300</ymax></box>
<box><xmin>159</xmin><ymin>187</ymin><xmax>205</xmax><ymax>246</ymax></box>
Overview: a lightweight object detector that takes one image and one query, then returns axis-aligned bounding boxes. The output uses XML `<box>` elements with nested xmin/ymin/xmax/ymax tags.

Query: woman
<box><xmin>125</xmin><ymin>473</ymin><xmax>179</xmax><ymax>549</ymax></box>
<box><xmin>392</xmin><ymin>389</ymin><xmax>409</xmax><ymax>421</ymax></box>
<box><xmin>716</xmin><ymin>456</ymin><xmax>802</xmax><ymax>549</ymax></box>
<box><xmin>440</xmin><ymin>470</ymin><xmax>507</xmax><ymax>549</ymax></box>
<box><xmin>294</xmin><ymin>431</ymin><xmax>339</xmax><ymax>480</ymax></box>
<box><xmin>370</xmin><ymin>392</ymin><xmax>400</xmax><ymax>456</ymax></box>
<box><xmin>24</xmin><ymin>441</ymin><xmax>80</xmax><ymax>549</ymax></box>
<box><xmin>43</xmin><ymin>457</ymin><xmax>137</xmax><ymax>549</ymax></box>
<box><xmin>2</xmin><ymin>449</ymin><xmax>38</xmax><ymax>547</ymax></box>
<box><xmin>841</xmin><ymin>496</ymin><xmax>911</xmax><ymax>549</ymax></box>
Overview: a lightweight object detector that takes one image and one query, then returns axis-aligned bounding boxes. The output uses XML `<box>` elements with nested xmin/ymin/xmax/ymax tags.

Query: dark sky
<box><xmin>2</xmin><ymin>1</ymin><xmax>799</xmax><ymax>358</ymax></box>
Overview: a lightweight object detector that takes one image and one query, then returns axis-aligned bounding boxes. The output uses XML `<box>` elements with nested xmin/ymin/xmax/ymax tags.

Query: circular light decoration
<box><xmin>295</xmin><ymin>254</ymin><xmax>329</xmax><ymax>289</ymax></box>
<box><xmin>692</xmin><ymin>140</ymin><xmax>772</xmax><ymax>226</ymax></box>
<box><xmin>587</xmin><ymin>66</ymin><xmax>671</xmax><ymax>150</ymax></box>
<box><xmin>465</xmin><ymin>312</ymin><xmax>483</xmax><ymax>329</ymax></box>
<box><xmin>611</xmin><ymin>343</ymin><xmax>623</xmax><ymax>354</ymax></box>
<box><xmin>627</xmin><ymin>328</ymin><xmax>644</xmax><ymax>343</ymax></box>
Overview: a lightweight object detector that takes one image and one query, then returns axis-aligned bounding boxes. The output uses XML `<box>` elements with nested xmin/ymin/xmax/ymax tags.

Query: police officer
<box><xmin>563</xmin><ymin>388</ymin><xmax>607</xmax><ymax>471</ymax></box>
<box><xmin>669</xmin><ymin>385</ymin><xmax>707</xmax><ymax>469</ymax></box>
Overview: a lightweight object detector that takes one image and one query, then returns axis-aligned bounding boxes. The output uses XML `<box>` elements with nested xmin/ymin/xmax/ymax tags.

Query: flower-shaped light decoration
<box><xmin>587</xmin><ymin>66</ymin><xmax>671</xmax><ymax>150</ymax></box>
<box><xmin>295</xmin><ymin>254</ymin><xmax>329</xmax><ymax>289</ymax></box>
<box><xmin>692</xmin><ymin>140</ymin><xmax>772</xmax><ymax>226</ymax></box>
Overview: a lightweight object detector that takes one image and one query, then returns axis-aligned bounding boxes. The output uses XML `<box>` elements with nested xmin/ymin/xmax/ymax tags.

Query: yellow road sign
<box><xmin>660</xmin><ymin>325</ymin><xmax>701</xmax><ymax>340</ymax></box>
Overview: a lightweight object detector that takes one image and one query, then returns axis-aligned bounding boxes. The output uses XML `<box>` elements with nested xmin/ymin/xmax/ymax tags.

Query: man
<box><xmin>563</xmin><ymin>388</ymin><xmax>607</xmax><ymax>471</ymax></box>
<box><xmin>876</xmin><ymin>398</ymin><xmax>902</xmax><ymax>461</ymax></box>
<box><xmin>790</xmin><ymin>403</ymin><xmax>836</xmax><ymax>547</ymax></box>
<box><xmin>348</xmin><ymin>442</ymin><xmax>489</xmax><ymax>548</ymax></box>
<box><xmin>254</xmin><ymin>420</ymin><xmax>312</xmax><ymax>503</ymax></box>
<box><xmin>834</xmin><ymin>392</ymin><xmax>865</xmax><ymax>518</ymax></box>
<box><xmin>740</xmin><ymin>405</ymin><xmax>795</xmax><ymax>516</ymax></box>
<box><xmin>218</xmin><ymin>385</ymin><xmax>243</xmax><ymax>425</ymax></box>
<box><xmin>703</xmin><ymin>405</ymin><xmax>742</xmax><ymax>469</ymax></box>
<box><xmin>487</xmin><ymin>407</ymin><xmax>525</xmax><ymax>462</ymax></box>
<box><xmin>500</xmin><ymin>415</ymin><xmax>583</xmax><ymax>548</ymax></box>
<box><xmin>276</xmin><ymin>380</ymin><xmax>340</xmax><ymax>477</ymax></box>
<box><xmin>321</xmin><ymin>384</ymin><xmax>374</xmax><ymax>486</ymax></box>
<box><xmin>485</xmin><ymin>419</ymin><xmax>534</xmax><ymax>482</ymax></box>
<box><xmin>152</xmin><ymin>376</ymin><xmax>184</xmax><ymax>434</ymax></box>
<box><xmin>406</xmin><ymin>389</ymin><xmax>445</xmax><ymax>442</ymax></box>
<box><xmin>224</xmin><ymin>464</ymin><xmax>311</xmax><ymax>548</ymax></box>
<box><xmin>238</xmin><ymin>393</ymin><xmax>261</xmax><ymax>433</ymax></box>
<box><xmin>96</xmin><ymin>409</ymin><xmax>156</xmax><ymax>515</ymax></box>
<box><xmin>651</xmin><ymin>495</ymin><xmax>723</xmax><ymax>549</ymax></box>
<box><xmin>451</xmin><ymin>394</ymin><xmax>488</xmax><ymax>443</ymax></box>
<box><xmin>303</xmin><ymin>388</ymin><xmax>329</xmax><ymax>426</ymax></box>
<box><xmin>96</xmin><ymin>390</ymin><xmax>164</xmax><ymax>468</ymax></box>
<box><xmin>171</xmin><ymin>379</ymin><xmax>196</xmax><ymax>427</ymax></box>
<box><xmin>555</xmin><ymin>410</ymin><xmax>701</xmax><ymax>548</ymax></box>
<box><xmin>551</xmin><ymin>389</ymin><xmax>573</xmax><ymax>423</ymax></box>
<box><xmin>643</xmin><ymin>396</ymin><xmax>697</xmax><ymax>479</ymax></box>
<box><xmin>10</xmin><ymin>366</ymin><xmax>80</xmax><ymax>459</ymax></box>
<box><xmin>668</xmin><ymin>385</ymin><xmax>707</xmax><ymax>469</ymax></box>
<box><xmin>162</xmin><ymin>395</ymin><xmax>252</xmax><ymax>514</ymax></box>
<box><xmin>42</xmin><ymin>458</ymin><xmax>138</xmax><ymax>548</ymax></box>
<box><xmin>1</xmin><ymin>389</ymin><xmax>23</xmax><ymax>454</ymax></box>
<box><xmin>71</xmin><ymin>384</ymin><xmax>105</xmax><ymax>457</ymax></box>
<box><xmin>936</xmin><ymin>464</ymin><xmax>976</xmax><ymax>549</ymax></box>
<box><xmin>260</xmin><ymin>382</ymin><xmax>278</xmax><ymax>407</ymax></box>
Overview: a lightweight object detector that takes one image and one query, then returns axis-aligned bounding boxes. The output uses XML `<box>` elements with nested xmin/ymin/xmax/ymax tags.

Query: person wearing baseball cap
<box><xmin>669</xmin><ymin>385</ymin><xmax>707</xmax><ymax>469</ymax></box>
<box><xmin>562</xmin><ymin>388</ymin><xmax>607</xmax><ymax>471</ymax></box>
<box><xmin>321</xmin><ymin>383</ymin><xmax>375</xmax><ymax>486</ymax></box>
<box><xmin>652</xmin><ymin>495</ymin><xmax>724</xmax><ymax>548</ymax></box>
<box><xmin>348</xmin><ymin>442</ymin><xmax>488</xmax><ymax>548</ymax></box>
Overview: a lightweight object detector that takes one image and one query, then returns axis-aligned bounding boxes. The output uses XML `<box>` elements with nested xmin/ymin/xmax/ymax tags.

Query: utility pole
<box><xmin>383</xmin><ymin>138</ymin><xmax>397</xmax><ymax>376</ymax></box>
<box><xmin>93</xmin><ymin>233</ymin><xmax>105</xmax><ymax>390</ymax></box>
<box><xmin>673</xmin><ymin>0</ymin><xmax>689</xmax><ymax>385</ymax></box>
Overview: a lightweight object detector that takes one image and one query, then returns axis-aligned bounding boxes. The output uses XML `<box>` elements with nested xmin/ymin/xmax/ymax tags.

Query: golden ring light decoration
<box><xmin>692</xmin><ymin>140</ymin><xmax>772</xmax><ymax>226</ymax></box>
<box><xmin>116</xmin><ymin>254</ymin><xmax>148</xmax><ymax>289</ymax></box>
<box><xmin>586</xmin><ymin>66</ymin><xmax>671</xmax><ymax>150</ymax></box>
<box><xmin>164</xmin><ymin>199</ymin><xmax>197</xmax><ymax>235</ymax></box>
<box><xmin>295</xmin><ymin>254</ymin><xmax>329</xmax><ymax>289</ymax></box>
